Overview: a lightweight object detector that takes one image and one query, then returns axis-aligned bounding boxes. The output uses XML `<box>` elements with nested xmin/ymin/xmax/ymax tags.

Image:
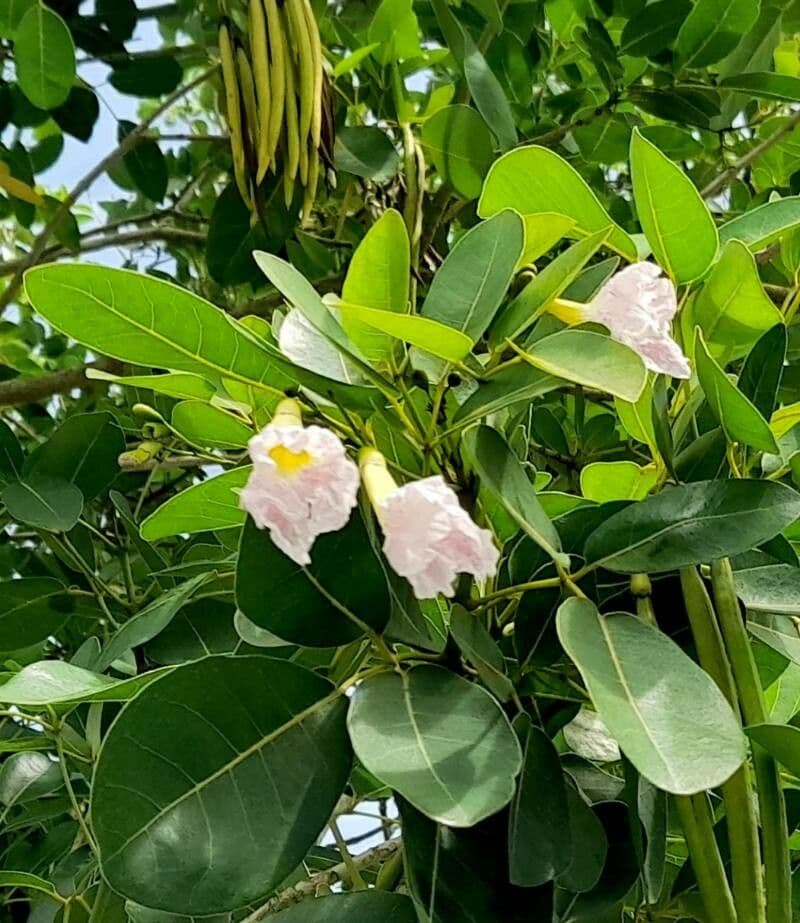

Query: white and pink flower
<box><xmin>360</xmin><ymin>450</ymin><xmax>499</xmax><ymax>599</ymax></box>
<box><xmin>240</xmin><ymin>400</ymin><xmax>359</xmax><ymax>565</ymax></box>
<box><xmin>550</xmin><ymin>262</ymin><xmax>691</xmax><ymax>380</ymax></box>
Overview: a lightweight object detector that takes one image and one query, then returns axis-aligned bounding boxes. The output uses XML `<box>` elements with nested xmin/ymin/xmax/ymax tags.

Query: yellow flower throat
<box><xmin>269</xmin><ymin>445</ymin><xmax>314</xmax><ymax>476</ymax></box>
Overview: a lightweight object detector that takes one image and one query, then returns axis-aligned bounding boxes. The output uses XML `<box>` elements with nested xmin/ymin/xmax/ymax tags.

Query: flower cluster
<box><xmin>240</xmin><ymin>399</ymin><xmax>497</xmax><ymax>598</ymax></box>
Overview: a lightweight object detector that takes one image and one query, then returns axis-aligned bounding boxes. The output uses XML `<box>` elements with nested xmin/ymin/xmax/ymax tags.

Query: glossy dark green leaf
<box><xmin>270</xmin><ymin>892</ymin><xmax>418</xmax><ymax>922</ymax></box>
<box><xmin>0</xmin><ymin>577</ymin><xmax>71</xmax><ymax>650</ymax></box>
<box><xmin>334</xmin><ymin>126</ymin><xmax>400</xmax><ymax>180</ymax></box>
<box><xmin>620</xmin><ymin>0</ymin><xmax>691</xmax><ymax>57</ymax></box>
<box><xmin>401</xmin><ymin>797</ymin><xmax>554</xmax><ymax>922</ymax></box>
<box><xmin>348</xmin><ymin>665</ymin><xmax>521</xmax><ymax>826</ymax></box>
<box><xmin>509</xmin><ymin>720</ymin><xmax>571</xmax><ymax>886</ymax></box>
<box><xmin>450</xmin><ymin>604</ymin><xmax>513</xmax><ymax>701</ymax></box>
<box><xmin>555</xmin><ymin>779</ymin><xmax>608</xmax><ymax>893</ymax></box>
<box><xmin>109</xmin><ymin>57</ymin><xmax>183</xmax><ymax>98</ymax></box>
<box><xmin>25</xmin><ymin>411</ymin><xmax>123</xmax><ymax>500</ymax></box>
<box><xmin>2</xmin><ymin>473</ymin><xmax>82</xmax><ymax>532</ymax></box>
<box><xmin>236</xmin><ymin>513</ymin><xmax>390</xmax><ymax>646</ymax></box>
<box><xmin>119</xmin><ymin>120</ymin><xmax>167</xmax><ymax>202</ymax></box>
<box><xmin>0</xmin><ymin>419</ymin><xmax>22</xmax><ymax>484</ymax></box>
<box><xmin>454</xmin><ymin>365</ymin><xmax>561</xmax><ymax>426</ymax></box>
<box><xmin>463</xmin><ymin>424</ymin><xmax>563</xmax><ymax>563</ymax></box>
<box><xmin>92</xmin><ymin>656</ymin><xmax>352</xmax><ymax>915</ymax></box>
<box><xmin>421</xmin><ymin>210</ymin><xmax>523</xmax><ymax>342</ymax></box>
<box><xmin>695</xmin><ymin>329</ymin><xmax>778</xmax><ymax>453</ymax></box>
<box><xmin>585</xmin><ymin>480</ymin><xmax>800</xmax><ymax>573</ymax></box>
<box><xmin>747</xmin><ymin>723</ymin><xmax>800</xmax><ymax>777</ymax></box>
<box><xmin>557</xmin><ymin>599</ymin><xmax>746</xmax><ymax>794</ymax></box>
<box><xmin>0</xmin><ymin>751</ymin><xmax>62</xmax><ymax>806</ymax></box>
<box><xmin>146</xmin><ymin>600</ymin><xmax>240</xmax><ymax>664</ymax></box>
<box><xmin>676</xmin><ymin>0</ymin><xmax>759</xmax><ymax>68</ymax></box>
<box><xmin>738</xmin><ymin>324</ymin><xmax>787</xmax><ymax>419</ymax></box>
<box><xmin>96</xmin><ymin>574</ymin><xmax>209</xmax><ymax>671</ymax></box>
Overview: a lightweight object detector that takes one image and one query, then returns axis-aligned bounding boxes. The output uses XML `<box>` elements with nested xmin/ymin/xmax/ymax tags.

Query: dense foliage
<box><xmin>7</xmin><ymin>1</ymin><xmax>800</xmax><ymax>921</ymax></box>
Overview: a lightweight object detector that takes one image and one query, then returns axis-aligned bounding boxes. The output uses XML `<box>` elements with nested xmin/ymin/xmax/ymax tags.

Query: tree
<box><xmin>2</xmin><ymin>0</ymin><xmax>800</xmax><ymax>920</ymax></box>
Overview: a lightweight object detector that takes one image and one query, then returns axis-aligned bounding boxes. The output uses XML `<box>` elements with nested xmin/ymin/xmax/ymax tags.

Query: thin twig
<box><xmin>0</xmin><ymin>65</ymin><xmax>217</xmax><ymax>315</ymax></box>
<box><xmin>701</xmin><ymin>108</ymin><xmax>800</xmax><ymax>199</ymax></box>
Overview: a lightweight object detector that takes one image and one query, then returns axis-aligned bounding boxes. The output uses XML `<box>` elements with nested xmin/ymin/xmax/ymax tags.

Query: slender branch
<box><xmin>80</xmin><ymin>43</ymin><xmax>205</xmax><ymax>65</ymax></box>
<box><xmin>241</xmin><ymin>839</ymin><xmax>401</xmax><ymax>921</ymax></box>
<box><xmin>0</xmin><ymin>358</ymin><xmax>121</xmax><ymax>407</ymax></box>
<box><xmin>0</xmin><ymin>228</ymin><xmax>206</xmax><ymax>278</ymax></box>
<box><xmin>0</xmin><ymin>65</ymin><xmax>217</xmax><ymax>315</ymax></box>
<box><xmin>79</xmin><ymin>3</ymin><xmax>180</xmax><ymax>25</ymax></box>
<box><xmin>701</xmin><ymin>108</ymin><xmax>800</xmax><ymax>199</ymax></box>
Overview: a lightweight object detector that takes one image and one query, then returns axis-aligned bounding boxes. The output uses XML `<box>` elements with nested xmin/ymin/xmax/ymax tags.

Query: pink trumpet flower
<box><xmin>360</xmin><ymin>449</ymin><xmax>499</xmax><ymax>599</ymax></box>
<box><xmin>239</xmin><ymin>399</ymin><xmax>359</xmax><ymax>565</ymax></box>
<box><xmin>550</xmin><ymin>262</ymin><xmax>691</xmax><ymax>380</ymax></box>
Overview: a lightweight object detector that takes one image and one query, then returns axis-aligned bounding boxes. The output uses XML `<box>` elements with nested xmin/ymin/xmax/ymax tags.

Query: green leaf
<box><xmin>556</xmin><ymin>780</ymin><xmax>608</xmax><ymax>892</ymax></box>
<box><xmin>676</xmin><ymin>0</ymin><xmax>760</xmax><ymax>68</ymax></box>
<box><xmin>171</xmin><ymin>402</ymin><xmax>252</xmax><ymax>450</ymax></box>
<box><xmin>86</xmin><ymin>369</ymin><xmax>217</xmax><ymax>402</ymax></box>
<box><xmin>449</xmin><ymin>604</ymin><xmax>513</xmax><ymax>702</ymax></box>
<box><xmin>340</xmin><ymin>209</ymin><xmax>409</xmax><ymax>364</ymax></box>
<box><xmin>0</xmin><ymin>419</ymin><xmax>22</xmax><ymax>484</ymax></box>
<box><xmin>2</xmin><ymin>473</ymin><xmax>82</xmax><ymax>532</ymax></box>
<box><xmin>620</xmin><ymin>0</ymin><xmax>692</xmax><ymax>57</ymax></box>
<box><xmin>557</xmin><ymin>598</ymin><xmax>746</xmax><ymax>794</ymax></box>
<box><xmin>490</xmin><ymin>229</ymin><xmax>611</xmax><ymax>345</ymax></box>
<box><xmin>421</xmin><ymin>210</ymin><xmax>524</xmax><ymax>342</ymax></box>
<box><xmin>270</xmin><ymin>893</ymin><xmax>418</xmax><ymax>922</ymax></box>
<box><xmin>0</xmin><ymin>871</ymin><xmax>60</xmax><ymax>900</ymax></box>
<box><xmin>0</xmin><ymin>751</ymin><xmax>62</xmax><ymax>805</ymax></box>
<box><xmin>694</xmin><ymin>328</ymin><xmax>778</xmax><ymax>453</ymax></box>
<box><xmin>734</xmin><ymin>562</ymin><xmax>800</xmax><ymax>615</ymax></box>
<box><xmin>479</xmin><ymin>146</ymin><xmax>637</xmax><ymax>260</ymax></box>
<box><xmin>719</xmin><ymin>197</ymin><xmax>800</xmax><ymax>250</ymax></box>
<box><xmin>237</xmin><ymin>513</ymin><xmax>390</xmax><ymax>647</ymax></box>
<box><xmin>348</xmin><ymin>665</ymin><xmax>521</xmax><ymax>826</ymax></box>
<box><xmin>25</xmin><ymin>411</ymin><xmax>124</xmax><ymax>500</ymax></box>
<box><xmin>746</xmin><ymin>723</ymin><xmax>800</xmax><ymax>777</ymax></box>
<box><xmin>0</xmin><ymin>0</ymin><xmax>35</xmax><ymax>38</ymax></box>
<box><xmin>430</xmin><ymin>0</ymin><xmax>516</xmax><ymax>151</ymax></box>
<box><xmin>421</xmin><ymin>104</ymin><xmax>494</xmax><ymax>200</ymax></box>
<box><xmin>584</xmin><ymin>479</ymin><xmax>800</xmax><ymax>573</ymax></box>
<box><xmin>580</xmin><ymin>461</ymin><xmax>658</xmax><ymax>502</ymax></box>
<box><xmin>693</xmin><ymin>240</ymin><xmax>782</xmax><ymax>356</ymax></box>
<box><xmin>630</xmin><ymin>128</ymin><xmax>718</xmax><ymax>284</ymax></box>
<box><xmin>15</xmin><ymin>5</ymin><xmax>75</xmax><ymax>109</ymax></box>
<box><xmin>146</xmin><ymin>600</ymin><xmax>243</xmax><ymax>664</ymax></box>
<box><xmin>462</xmin><ymin>424</ymin><xmax>563</xmax><ymax>563</ymax></box>
<box><xmin>453</xmin><ymin>365</ymin><xmax>561</xmax><ymax>426</ymax></box>
<box><xmin>334</xmin><ymin>126</ymin><xmax>400</xmax><ymax>180</ymax></box>
<box><xmin>0</xmin><ymin>577</ymin><xmax>72</xmax><ymax>650</ymax></box>
<box><xmin>516</xmin><ymin>330</ymin><xmax>648</xmax><ymax>403</ymax></box>
<box><xmin>338</xmin><ymin>303</ymin><xmax>472</xmax><ymax>362</ymax></box>
<box><xmin>119</xmin><ymin>120</ymin><xmax>167</xmax><ymax>202</ymax></box>
<box><xmin>519</xmin><ymin>213</ymin><xmax>577</xmax><ymax>266</ymax></box>
<box><xmin>508</xmin><ymin>720</ymin><xmax>571</xmax><ymax>886</ymax></box>
<box><xmin>140</xmin><ymin>467</ymin><xmax>250</xmax><ymax>541</ymax></box>
<box><xmin>748</xmin><ymin>613</ymin><xmax>800</xmax><ymax>663</ymax></box>
<box><xmin>738</xmin><ymin>325</ymin><xmax>787</xmax><ymax>421</ymax></box>
<box><xmin>24</xmin><ymin>264</ymin><xmax>378</xmax><ymax>412</ymax></box>
<box><xmin>96</xmin><ymin>575</ymin><xmax>210</xmax><ymax>672</ymax></box>
<box><xmin>719</xmin><ymin>72</ymin><xmax>800</xmax><ymax>102</ymax></box>
<box><xmin>109</xmin><ymin>57</ymin><xmax>183</xmax><ymax>98</ymax></box>
<box><xmin>0</xmin><ymin>660</ymin><xmax>169</xmax><ymax>706</ymax></box>
<box><xmin>92</xmin><ymin>656</ymin><xmax>351</xmax><ymax>915</ymax></box>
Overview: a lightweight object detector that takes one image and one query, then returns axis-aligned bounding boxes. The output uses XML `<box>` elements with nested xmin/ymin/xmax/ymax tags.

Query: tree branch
<box><xmin>233</xmin><ymin>275</ymin><xmax>343</xmax><ymax>318</ymax></box>
<box><xmin>0</xmin><ymin>65</ymin><xmax>217</xmax><ymax>315</ymax></box>
<box><xmin>0</xmin><ymin>227</ymin><xmax>206</xmax><ymax>278</ymax></box>
<box><xmin>0</xmin><ymin>358</ymin><xmax>121</xmax><ymax>407</ymax></box>
<box><xmin>701</xmin><ymin>108</ymin><xmax>800</xmax><ymax>199</ymax></box>
<box><xmin>241</xmin><ymin>839</ymin><xmax>401</xmax><ymax>921</ymax></box>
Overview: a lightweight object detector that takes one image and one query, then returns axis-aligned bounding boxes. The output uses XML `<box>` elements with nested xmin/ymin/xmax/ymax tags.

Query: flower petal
<box><xmin>240</xmin><ymin>423</ymin><xmax>360</xmax><ymax>565</ymax></box>
<box><xmin>380</xmin><ymin>476</ymin><xmax>499</xmax><ymax>598</ymax></box>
